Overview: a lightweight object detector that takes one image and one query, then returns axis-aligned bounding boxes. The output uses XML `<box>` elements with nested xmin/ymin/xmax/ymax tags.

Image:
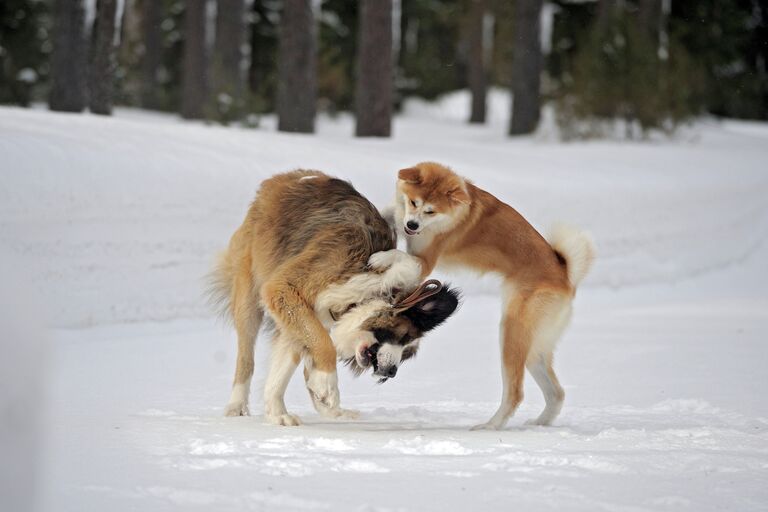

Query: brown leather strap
<box><xmin>393</xmin><ymin>279</ymin><xmax>443</xmax><ymax>310</ymax></box>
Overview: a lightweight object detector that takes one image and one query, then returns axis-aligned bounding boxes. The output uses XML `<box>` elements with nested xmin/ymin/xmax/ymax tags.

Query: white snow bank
<box><xmin>1</xmin><ymin>106</ymin><xmax>766</xmax><ymax>327</ymax></box>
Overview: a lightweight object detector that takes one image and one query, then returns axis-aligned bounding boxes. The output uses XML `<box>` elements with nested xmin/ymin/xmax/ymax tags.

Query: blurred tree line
<box><xmin>0</xmin><ymin>0</ymin><xmax>766</xmax><ymax>138</ymax></box>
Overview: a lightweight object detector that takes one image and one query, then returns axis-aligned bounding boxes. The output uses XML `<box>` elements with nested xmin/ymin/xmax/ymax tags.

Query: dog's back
<box><xmin>209</xmin><ymin>170</ymin><xmax>395</xmax><ymax>321</ymax></box>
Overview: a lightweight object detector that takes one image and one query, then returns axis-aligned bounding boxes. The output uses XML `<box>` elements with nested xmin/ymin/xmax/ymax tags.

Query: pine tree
<box><xmin>89</xmin><ymin>0</ymin><xmax>118</xmax><ymax>115</ymax></box>
<box><xmin>116</xmin><ymin>0</ymin><xmax>143</xmax><ymax>105</ymax></box>
<box><xmin>355</xmin><ymin>0</ymin><xmax>393</xmax><ymax>137</ymax></box>
<box><xmin>140</xmin><ymin>0</ymin><xmax>163</xmax><ymax>109</ymax></box>
<box><xmin>0</xmin><ymin>0</ymin><xmax>49</xmax><ymax>106</ymax></box>
<box><xmin>181</xmin><ymin>0</ymin><xmax>208</xmax><ymax>119</ymax></box>
<box><xmin>277</xmin><ymin>0</ymin><xmax>316</xmax><ymax>133</ymax></box>
<box><xmin>467</xmin><ymin>0</ymin><xmax>488</xmax><ymax>124</ymax></box>
<box><xmin>247</xmin><ymin>0</ymin><xmax>279</xmax><ymax>113</ymax></box>
<box><xmin>509</xmin><ymin>0</ymin><xmax>543</xmax><ymax>135</ymax></box>
<box><xmin>399</xmin><ymin>0</ymin><xmax>463</xmax><ymax>100</ymax></box>
<box><xmin>49</xmin><ymin>0</ymin><xmax>87</xmax><ymax>112</ymax></box>
<box><xmin>210</xmin><ymin>0</ymin><xmax>247</xmax><ymax>123</ymax></box>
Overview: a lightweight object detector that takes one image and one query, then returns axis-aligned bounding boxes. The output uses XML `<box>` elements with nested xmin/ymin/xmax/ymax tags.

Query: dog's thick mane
<box><xmin>208</xmin><ymin>171</ymin><xmax>397</xmax><ymax>323</ymax></box>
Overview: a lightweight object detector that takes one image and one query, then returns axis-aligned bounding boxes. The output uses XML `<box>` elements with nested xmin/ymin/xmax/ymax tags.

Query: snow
<box><xmin>1</xmin><ymin>101</ymin><xmax>767</xmax><ymax>511</ymax></box>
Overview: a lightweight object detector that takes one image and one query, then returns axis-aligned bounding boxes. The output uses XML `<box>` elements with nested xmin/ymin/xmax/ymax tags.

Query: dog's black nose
<box><xmin>406</xmin><ymin>221</ymin><xmax>419</xmax><ymax>231</ymax></box>
<box><xmin>384</xmin><ymin>366</ymin><xmax>397</xmax><ymax>378</ymax></box>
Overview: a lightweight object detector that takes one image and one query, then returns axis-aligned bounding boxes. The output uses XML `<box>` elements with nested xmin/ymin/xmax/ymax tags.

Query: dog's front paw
<box><xmin>367</xmin><ymin>249</ymin><xmax>400</xmax><ymax>270</ymax></box>
<box><xmin>470</xmin><ymin>421</ymin><xmax>499</xmax><ymax>431</ymax></box>
<box><xmin>318</xmin><ymin>406</ymin><xmax>361</xmax><ymax>420</ymax></box>
<box><xmin>524</xmin><ymin>416</ymin><xmax>555</xmax><ymax>427</ymax></box>
<box><xmin>333</xmin><ymin>408</ymin><xmax>361</xmax><ymax>420</ymax></box>
<box><xmin>470</xmin><ymin>416</ymin><xmax>509</xmax><ymax>431</ymax></box>
<box><xmin>266</xmin><ymin>413</ymin><xmax>302</xmax><ymax>426</ymax></box>
<box><xmin>224</xmin><ymin>401</ymin><xmax>249</xmax><ymax>417</ymax></box>
<box><xmin>306</xmin><ymin>370</ymin><xmax>340</xmax><ymax>410</ymax></box>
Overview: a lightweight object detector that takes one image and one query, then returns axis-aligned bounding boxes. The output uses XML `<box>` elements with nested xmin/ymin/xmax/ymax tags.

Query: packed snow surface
<box><xmin>1</xmin><ymin>100</ymin><xmax>767</xmax><ymax>511</ymax></box>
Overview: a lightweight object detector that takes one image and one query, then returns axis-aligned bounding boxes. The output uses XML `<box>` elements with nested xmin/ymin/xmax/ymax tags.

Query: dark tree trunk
<box><xmin>248</xmin><ymin>0</ymin><xmax>279</xmax><ymax>109</ymax></box>
<box><xmin>597</xmin><ymin>0</ymin><xmax>616</xmax><ymax>29</ymax></box>
<box><xmin>638</xmin><ymin>0</ymin><xmax>661</xmax><ymax>32</ymax></box>
<box><xmin>49</xmin><ymin>0</ymin><xmax>87</xmax><ymax>112</ymax></box>
<box><xmin>277</xmin><ymin>0</ymin><xmax>316</xmax><ymax>133</ymax></box>
<box><xmin>140</xmin><ymin>0</ymin><xmax>163</xmax><ymax>109</ymax></box>
<box><xmin>355</xmin><ymin>0</ymin><xmax>393</xmax><ymax>137</ymax></box>
<box><xmin>467</xmin><ymin>0</ymin><xmax>487</xmax><ymax>124</ymax></box>
<box><xmin>248</xmin><ymin>0</ymin><xmax>260</xmax><ymax>94</ymax></box>
<box><xmin>181</xmin><ymin>0</ymin><xmax>208</xmax><ymax>119</ymax></box>
<box><xmin>117</xmin><ymin>0</ymin><xmax>143</xmax><ymax>104</ymax></box>
<box><xmin>639</xmin><ymin>0</ymin><xmax>665</xmax><ymax>55</ymax></box>
<box><xmin>509</xmin><ymin>0</ymin><xmax>543</xmax><ymax>136</ymax></box>
<box><xmin>89</xmin><ymin>0</ymin><xmax>118</xmax><ymax>115</ymax></box>
<box><xmin>211</xmin><ymin>0</ymin><xmax>246</xmax><ymax>117</ymax></box>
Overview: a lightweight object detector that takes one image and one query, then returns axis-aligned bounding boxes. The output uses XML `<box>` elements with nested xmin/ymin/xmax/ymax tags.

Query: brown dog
<box><xmin>394</xmin><ymin>162</ymin><xmax>595</xmax><ymax>430</ymax></box>
<box><xmin>210</xmin><ymin>170</ymin><xmax>460</xmax><ymax>425</ymax></box>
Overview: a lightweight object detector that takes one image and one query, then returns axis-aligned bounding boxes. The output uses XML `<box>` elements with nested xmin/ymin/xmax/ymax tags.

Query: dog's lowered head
<box><xmin>331</xmin><ymin>280</ymin><xmax>460</xmax><ymax>382</ymax></box>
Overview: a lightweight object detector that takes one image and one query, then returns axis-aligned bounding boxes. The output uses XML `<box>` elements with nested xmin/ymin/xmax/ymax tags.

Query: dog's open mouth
<box><xmin>355</xmin><ymin>345</ymin><xmax>374</xmax><ymax>368</ymax></box>
<box><xmin>368</xmin><ymin>348</ymin><xmax>390</xmax><ymax>383</ymax></box>
<box><xmin>404</xmin><ymin>226</ymin><xmax>418</xmax><ymax>236</ymax></box>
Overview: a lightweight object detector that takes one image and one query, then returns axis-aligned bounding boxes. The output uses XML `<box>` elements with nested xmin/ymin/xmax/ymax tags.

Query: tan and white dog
<box><xmin>394</xmin><ymin>162</ymin><xmax>595</xmax><ymax>430</ymax></box>
<box><xmin>210</xmin><ymin>170</ymin><xmax>460</xmax><ymax>425</ymax></box>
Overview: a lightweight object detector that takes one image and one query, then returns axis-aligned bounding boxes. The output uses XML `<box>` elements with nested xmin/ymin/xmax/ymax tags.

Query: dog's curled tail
<box><xmin>548</xmin><ymin>223</ymin><xmax>596</xmax><ymax>288</ymax></box>
<box><xmin>207</xmin><ymin>249</ymin><xmax>235</xmax><ymax>322</ymax></box>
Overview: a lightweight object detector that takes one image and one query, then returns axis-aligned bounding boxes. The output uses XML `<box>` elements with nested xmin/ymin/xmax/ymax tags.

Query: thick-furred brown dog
<box><xmin>394</xmin><ymin>162</ymin><xmax>595</xmax><ymax>430</ymax></box>
<box><xmin>210</xmin><ymin>170</ymin><xmax>459</xmax><ymax>425</ymax></box>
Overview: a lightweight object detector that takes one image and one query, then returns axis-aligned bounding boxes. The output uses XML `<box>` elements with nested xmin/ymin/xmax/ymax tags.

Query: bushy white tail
<box><xmin>548</xmin><ymin>223</ymin><xmax>596</xmax><ymax>288</ymax></box>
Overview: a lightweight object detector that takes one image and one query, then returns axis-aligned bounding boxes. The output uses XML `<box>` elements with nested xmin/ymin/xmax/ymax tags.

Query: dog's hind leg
<box><xmin>525</xmin><ymin>353</ymin><xmax>565</xmax><ymax>426</ymax></box>
<box><xmin>471</xmin><ymin>290</ymin><xmax>532</xmax><ymax>431</ymax></box>
<box><xmin>525</xmin><ymin>296</ymin><xmax>571</xmax><ymax>426</ymax></box>
<box><xmin>472</xmin><ymin>287</ymin><xmax>570</xmax><ymax>431</ymax></box>
<box><xmin>224</xmin><ymin>263</ymin><xmax>263</xmax><ymax>417</ymax></box>
<box><xmin>264</xmin><ymin>333</ymin><xmax>302</xmax><ymax>426</ymax></box>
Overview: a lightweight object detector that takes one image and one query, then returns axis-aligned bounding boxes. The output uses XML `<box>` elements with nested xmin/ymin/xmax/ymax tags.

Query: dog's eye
<box><xmin>424</xmin><ymin>210</ymin><xmax>435</xmax><ymax>215</ymax></box>
<box><xmin>410</xmin><ymin>199</ymin><xmax>417</xmax><ymax>208</ymax></box>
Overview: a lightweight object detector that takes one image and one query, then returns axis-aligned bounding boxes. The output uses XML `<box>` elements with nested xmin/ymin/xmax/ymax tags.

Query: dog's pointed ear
<box><xmin>448</xmin><ymin>188</ymin><xmax>471</xmax><ymax>205</ymax></box>
<box><xmin>398</xmin><ymin>167</ymin><xmax>422</xmax><ymax>184</ymax></box>
<box><xmin>402</xmin><ymin>286</ymin><xmax>460</xmax><ymax>332</ymax></box>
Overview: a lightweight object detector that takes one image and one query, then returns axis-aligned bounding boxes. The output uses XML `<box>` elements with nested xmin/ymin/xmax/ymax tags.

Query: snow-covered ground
<box><xmin>1</xmin><ymin>99</ymin><xmax>767</xmax><ymax>511</ymax></box>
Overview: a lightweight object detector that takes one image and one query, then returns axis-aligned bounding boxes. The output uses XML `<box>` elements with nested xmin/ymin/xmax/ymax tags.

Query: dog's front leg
<box><xmin>261</xmin><ymin>277</ymin><xmax>340</xmax><ymax>411</ymax></box>
<box><xmin>303</xmin><ymin>360</ymin><xmax>360</xmax><ymax>420</ymax></box>
<box><xmin>263</xmin><ymin>335</ymin><xmax>302</xmax><ymax>426</ymax></box>
<box><xmin>367</xmin><ymin>249</ymin><xmax>423</xmax><ymax>291</ymax></box>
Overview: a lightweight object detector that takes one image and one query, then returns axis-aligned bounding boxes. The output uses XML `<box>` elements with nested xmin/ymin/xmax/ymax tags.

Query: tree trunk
<box><xmin>181</xmin><ymin>0</ymin><xmax>208</xmax><ymax>119</ymax></box>
<box><xmin>638</xmin><ymin>0</ymin><xmax>661</xmax><ymax>32</ymax></box>
<box><xmin>248</xmin><ymin>0</ymin><xmax>279</xmax><ymax>108</ymax></box>
<box><xmin>277</xmin><ymin>0</ymin><xmax>316</xmax><ymax>133</ymax></box>
<box><xmin>117</xmin><ymin>0</ymin><xmax>142</xmax><ymax>104</ymax></box>
<box><xmin>355</xmin><ymin>0</ymin><xmax>393</xmax><ymax>137</ymax></box>
<box><xmin>467</xmin><ymin>0</ymin><xmax>487</xmax><ymax>124</ymax></box>
<box><xmin>49</xmin><ymin>0</ymin><xmax>87</xmax><ymax>112</ymax></box>
<box><xmin>509</xmin><ymin>0</ymin><xmax>543</xmax><ymax>136</ymax></box>
<box><xmin>597</xmin><ymin>0</ymin><xmax>616</xmax><ymax>30</ymax></box>
<box><xmin>140</xmin><ymin>0</ymin><xmax>163</xmax><ymax>109</ymax></box>
<box><xmin>639</xmin><ymin>0</ymin><xmax>666</xmax><ymax>58</ymax></box>
<box><xmin>89</xmin><ymin>0</ymin><xmax>118</xmax><ymax>115</ymax></box>
<box><xmin>211</xmin><ymin>0</ymin><xmax>246</xmax><ymax>120</ymax></box>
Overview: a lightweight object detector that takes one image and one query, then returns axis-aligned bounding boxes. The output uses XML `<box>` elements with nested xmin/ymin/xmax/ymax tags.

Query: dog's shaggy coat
<box><xmin>211</xmin><ymin>170</ymin><xmax>459</xmax><ymax>425</ymax></box>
